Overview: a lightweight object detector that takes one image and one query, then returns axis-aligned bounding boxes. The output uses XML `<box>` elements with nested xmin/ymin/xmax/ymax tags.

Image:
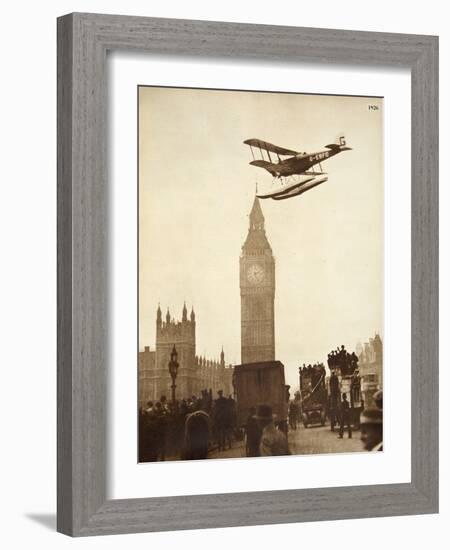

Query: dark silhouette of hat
<box><xmin>373</xmin><ymin>390</ymin><xmax>383</xmax><ymax>409</ymax></box>
<box><xmin>360</xmin><ymin>407</ymin><xmax>382</xmax><ymax>425</ymax></box>
<box><xmin>254</xmin><ymin>404</ymin><xmax>274</xmax><ymax>420</ymax></box>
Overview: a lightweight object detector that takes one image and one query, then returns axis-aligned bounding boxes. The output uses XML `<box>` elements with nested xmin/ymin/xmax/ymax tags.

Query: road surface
<box><xmin>208</xmin><ymin>423</ymin><xmax>364</xmax><ymax>459</ymax></box>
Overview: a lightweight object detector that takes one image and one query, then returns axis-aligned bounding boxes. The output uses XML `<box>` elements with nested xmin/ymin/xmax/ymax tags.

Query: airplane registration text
<box><xmin>309</xmin><ymin>151</ymin><xmax>329</xmax><ymax>162</ymax></box>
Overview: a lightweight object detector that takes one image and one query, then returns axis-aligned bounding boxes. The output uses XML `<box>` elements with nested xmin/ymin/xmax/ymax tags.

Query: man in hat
<box><xmin>373</xmin><ymin>389</ymin><xmax>383</xmax><ymax>410</ymax></box>
<box><xmin>329</xmin><ymin>370</ymin><xmax>340</xmax><ymax>431</ymax></box>
<box><xmin>213</xmin><ymin>389</ymin><xmax>229</xmax><ymax>452</ymax></box>
<box><xmin>338</xmin><ymin>393</ymin><xmax>352</xmax><ymax>439</ymax></box>
<box><xmin>152</xmin><ymin>401</ymin><xmax>168</xmax><ymax>461</ymax></box>
<box><xmin>360</xmin><ymin>408</ymin><xmax>383</xmax><ymax>451</ymax></box>
<box><xmin>256</xmin><ymin>404</ymin><xmax>290</xmax><ymax>457</ymax></box>
<box><xmin>182</xmin><ymin>409</ymin><xmax>211</xmax><ymax>460</ymax></box>
<box><xmin>245</xmin><ymin>406</ymin><xmax>262</xmax><ymax>457</ymax></box>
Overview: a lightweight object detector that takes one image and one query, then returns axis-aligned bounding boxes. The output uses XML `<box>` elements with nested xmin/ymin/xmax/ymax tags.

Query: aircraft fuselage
<box><xmin>272</xmin><ymin>147</ymin><xmax>346</xmax><ymax>177</ymax></box>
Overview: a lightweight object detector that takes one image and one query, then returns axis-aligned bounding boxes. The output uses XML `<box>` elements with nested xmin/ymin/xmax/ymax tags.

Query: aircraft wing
<box><xmin>243</xmin><ymin>138</ymin><xmax>298</xmax><ymax>156</ymax></box>
<box><xmin>249</xmin><ymin>160</ymin><xmax>272</xmax><ymax>168</ymax></box>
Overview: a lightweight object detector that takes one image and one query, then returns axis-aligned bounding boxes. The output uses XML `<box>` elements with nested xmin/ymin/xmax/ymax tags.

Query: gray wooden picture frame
<box><xmin>57</xmin><ymin>12</ymin><xmax>438</xmax><ymax>537</ymax></box>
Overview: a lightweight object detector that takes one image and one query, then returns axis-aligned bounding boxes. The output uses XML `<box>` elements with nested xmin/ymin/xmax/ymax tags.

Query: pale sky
<box><xmin>139</xmin><ymin>86</ymin><xmax>383</xmax><ymax>390</ymax></box>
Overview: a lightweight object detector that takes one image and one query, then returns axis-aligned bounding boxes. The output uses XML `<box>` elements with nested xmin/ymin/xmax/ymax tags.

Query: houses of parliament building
<box><xmin>139</xmin><ymin>303</ymin><xmax>234</xmax><ymax>408</ymax></box>
<box><xmin>138</xmin><ymin>197</ymin><xmax>276</xmax><ymax>408</ymax></box>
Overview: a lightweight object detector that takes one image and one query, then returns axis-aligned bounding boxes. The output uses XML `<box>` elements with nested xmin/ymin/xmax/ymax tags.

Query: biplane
<box><xmin>243</xmin><ymin>136</ymin><xmax>351</xmax><ymax>200</ymax></box>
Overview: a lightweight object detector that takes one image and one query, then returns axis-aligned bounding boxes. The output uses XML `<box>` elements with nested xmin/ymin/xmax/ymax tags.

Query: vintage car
<box><xmin>300</xmin><ymin>387</ymin><xmax>328</xmax><ymax>428</ymax></box>
<box><xmin>299</xmin><ymin>364</ymin><xmax>328</xmax><ymax>428</ymax></box>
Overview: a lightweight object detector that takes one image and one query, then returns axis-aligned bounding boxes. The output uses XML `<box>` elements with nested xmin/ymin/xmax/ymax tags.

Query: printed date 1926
<box><xmin>368</xmin><ymin>105</ymin><xmax>379</xmax><ymax>111</ymax></box>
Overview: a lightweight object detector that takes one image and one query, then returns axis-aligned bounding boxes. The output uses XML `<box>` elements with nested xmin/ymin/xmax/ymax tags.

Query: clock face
<box><xmin>247</xmin><ymin>264</ymin><xmax>265</xmax><ymax>284</ymax></box>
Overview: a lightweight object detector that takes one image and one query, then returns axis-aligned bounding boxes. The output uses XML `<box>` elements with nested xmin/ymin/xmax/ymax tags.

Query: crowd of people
<box><xmin>139</xmin><ymin>389</ymin><xmax>293</xmax><ymax>461</ymax></box>
<box><xmin>299</xmin><ymin>362</ymin><xmax>327</xmax><ymax>390</ymax></box>
<box><xmin>139</xmin><ymin>389</ymin><xmax>238</xmax><ymax>462</ymax></box>
<box><xmin>244</xmin><ymin>393</ymin><xmax>382</xmax><ymax>455</ymax></box>
<box><xmin>139</xmin><ymin>349</ymin><xmax>383</xmax><ymax>461</ymax></box>
<box><xmin>296</xmin><ymin>344</ymin><xmax>382</xmax><ymax>451</ymax></box>
<box><xmin>327</xmin><ymin>344</ymin><xmax>359</xmax><ymax>375</ymax></box>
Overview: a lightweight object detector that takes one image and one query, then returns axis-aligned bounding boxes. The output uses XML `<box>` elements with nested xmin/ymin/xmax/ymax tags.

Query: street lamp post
<box><xmin>168</xmin><ymin>344</ymin><xmax>179</xmax><ymax>404</ymax></box>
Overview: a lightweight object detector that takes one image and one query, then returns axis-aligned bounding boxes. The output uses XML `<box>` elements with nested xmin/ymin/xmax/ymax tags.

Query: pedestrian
<box><xmin>138</xmin><ymin>408</ymin><xmax>146</xmax><ymax>462</ymax></box>
<box><xmin>373</xmin><ymin>389</ymin><xmax>383</xmax><ymax>410</ymax></box>
<box><xmin>338</xmin><ymin>393</ymin><xmax>352</xmax><ymax>439</ymax></box>
<box><xmin>245</xmin><ymin>406</ymin><xmax>262</xmax><ymax>457</ymax></box>
<box><xmin>328</xmin><ymin>395</ymin><xmax>337</xmax><ymax>432</ymax></box>
<box><xmin>360</xmin><ymin>408</ymin><xmax>383</xmax><ymax>451</ymax></box>
<box><xmin>351</xmin><ymin>369</ymin><xmax>361</xmax><ymax>403</ymax></box>
<box><xmin>256</xmin><ymin>404</ymin><xmax>290</xmax><ymax>457</ymax></box>
<box><xmin>183</xmin><ymin>410</ymin><xmax>211</xmax><ymax>460</ymax></box>
<box><xmin>141</xmin><ymin>407</ymin><xmax>159</xmax><ymax>462</ymax></box>
<box><xmin>213</xmin><ymin>390</ymin><xmax>229</xmax><ymax>451</ymax></box>
<box><xmin>160</xmin><ymin>395</ymin><xmax>169</xmax><ymax>412</ymax></box>
<box><xmin>289</xmin><ymin>401</ymin><xmax>298</xmax><ymax>430</ymax></box>
<box><xmin>153</xmin><ymin>401</ymin><xmax>167</xmax><ymax>460</ymax></box>
<box><xmin>329</xmin><ymin>369</ymin><xmax>340</xmax><ymax>432</ymax></box>
<box><xmin>329</xmin><ymin>370</ymin><xmax>340</xmax><ymax>395</ymax></box>
<box><xmin>227</xmin><ymin>396</ymin><xmax>237</xmax><ymax>432</ymax></box>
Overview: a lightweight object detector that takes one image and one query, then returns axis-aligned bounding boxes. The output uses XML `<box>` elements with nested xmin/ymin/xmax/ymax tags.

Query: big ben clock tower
<box><xmin>240</xmin><ymin>197</ymin><xmax>275</xmax><ymax>363</ymax></box>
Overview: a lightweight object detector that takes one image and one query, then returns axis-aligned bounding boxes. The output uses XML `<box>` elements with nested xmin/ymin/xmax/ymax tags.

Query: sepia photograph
<box><xmin>138</xmin><ymin>86</ymin><xmax>384</xmax><ymax>463</ymax></box>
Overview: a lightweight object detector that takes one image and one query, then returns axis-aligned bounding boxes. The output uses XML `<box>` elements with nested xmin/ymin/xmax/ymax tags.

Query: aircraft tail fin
<box><xmin>326</xmin><ymin>135</ymin><xmax>351</xmax><ymax>150</ymax></box>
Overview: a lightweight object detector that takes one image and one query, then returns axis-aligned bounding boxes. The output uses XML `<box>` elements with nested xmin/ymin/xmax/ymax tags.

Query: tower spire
<box><xmin>249</xmin><ymin>196</ymin><xmax>264</xmax><ymax>230</ymax></box>
<box><xmin>156</xmin><ymin>303</ymin><xmax>162</xmax><ymax>327</ymax></box>
<box><xmin>242</xmin><ymin>197</ymin><xmax>271</xmax><ymax>253</ymax></box>
<box><xmin>182</xmin><ymin>301</ymin><xmax>188</xmax><ymax>321</ymax></box>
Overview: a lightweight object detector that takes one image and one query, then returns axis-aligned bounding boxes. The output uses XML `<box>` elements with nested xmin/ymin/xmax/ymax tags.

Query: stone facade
<box><xmin>356</xmin><ymin>333</ymin><xmax>383</xmax><ymax>406</ymax></box>
<box><xmin>240</xmin><ymin>197</ymin><xmax>276</xmax><ymax>364</ymax></box>
<box><xmin>139</xmin><ymin>304</ymin><xmax>234</xmax><ymax>408</ymax></box>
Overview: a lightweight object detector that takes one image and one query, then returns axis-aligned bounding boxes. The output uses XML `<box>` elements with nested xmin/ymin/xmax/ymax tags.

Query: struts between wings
<box><xmin>243</xmin><ymin>135</ymin><xmax>352</xmax><ymax>200</ymax></box>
